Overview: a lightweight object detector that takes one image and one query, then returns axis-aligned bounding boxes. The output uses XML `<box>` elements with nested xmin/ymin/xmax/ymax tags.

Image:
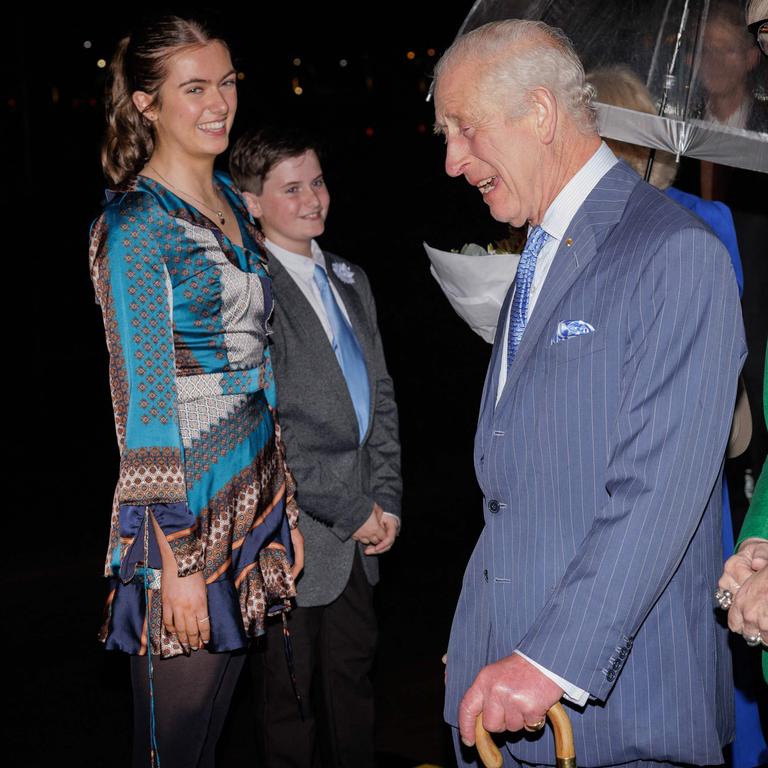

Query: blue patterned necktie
<box><xmin>314</xmin><ymin>264</ymin><xmax>371</xmax><ymax>443</ymax></box>
<box><xmin>507</xmin><ymin>225</ymin><xmax>550</xmax><ymax>370</ymax></box>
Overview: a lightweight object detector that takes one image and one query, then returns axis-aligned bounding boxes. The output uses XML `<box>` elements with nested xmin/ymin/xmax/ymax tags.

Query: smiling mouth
<box><xmin>476</xmin><ymin>176</ymin><xmax>497</xmax><ymax>195</ymax></box>
<box><xmin>198</xmin><ymin>120</ymin><xmax>227</xmax><ymax>133</ymax></box>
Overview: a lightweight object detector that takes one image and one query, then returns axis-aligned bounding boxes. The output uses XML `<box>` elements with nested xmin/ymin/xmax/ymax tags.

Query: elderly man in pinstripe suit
<box><xmin>433</xmin><ymin>19</ymin><xmax>746</xmax><ymax>768</ymax></box>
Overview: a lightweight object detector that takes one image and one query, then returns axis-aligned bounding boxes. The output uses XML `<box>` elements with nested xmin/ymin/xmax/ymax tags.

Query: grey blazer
<box><xmin>446</xmin><ymin>162</ymin><xmax>745</xmax><ymax>766</ymax></box>
<box><xmin>268</xmin><ymin>250</ymin><xmax>401</xmax><ymax>607</ymax></box>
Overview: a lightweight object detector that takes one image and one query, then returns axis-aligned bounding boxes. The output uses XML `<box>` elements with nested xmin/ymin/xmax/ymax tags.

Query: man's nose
<box><xmin>444</xmin><ymin>137</ymin><xmax>468</xmax><ymax>178</ymax></box>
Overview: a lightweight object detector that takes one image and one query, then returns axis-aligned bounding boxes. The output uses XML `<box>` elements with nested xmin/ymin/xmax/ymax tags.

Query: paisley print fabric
<box><xmin>90</xmin><ymin>172</ymin><xmax>298</xmax><ymax>658</ymax></box>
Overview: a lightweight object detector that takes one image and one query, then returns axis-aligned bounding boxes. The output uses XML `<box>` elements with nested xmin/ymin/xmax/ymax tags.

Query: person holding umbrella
<box><xmin>433</xmin><ymin>18</ymin><xmax>745</xmax><ymax>768</ymax></box>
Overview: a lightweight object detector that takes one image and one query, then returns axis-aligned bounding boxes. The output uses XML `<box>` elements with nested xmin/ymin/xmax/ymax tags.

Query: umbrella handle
<box><xmin>475</xmin><ymin>702</ymin><xmax>576</xmax><ymax>768</ymax></box>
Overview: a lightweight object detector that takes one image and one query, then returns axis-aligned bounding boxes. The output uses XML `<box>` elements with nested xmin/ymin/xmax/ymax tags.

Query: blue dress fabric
<box><xmin>89</xmin><ymin>171</ymin><xmax>297</xmax><ymax>658</ymax></box>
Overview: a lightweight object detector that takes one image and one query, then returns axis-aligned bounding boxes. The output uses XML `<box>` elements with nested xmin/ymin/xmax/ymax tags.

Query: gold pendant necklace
<box><xmin>147</xmin><ymin>165</ymin><xmax>226</xmax><ymax>226</ymax></box>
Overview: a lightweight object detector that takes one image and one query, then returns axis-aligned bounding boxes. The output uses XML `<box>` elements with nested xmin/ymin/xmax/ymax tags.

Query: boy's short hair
<box><xmin>229</xmin><ymin>125</ymin><xmax>323</xmax><ymax>195</ymax></box>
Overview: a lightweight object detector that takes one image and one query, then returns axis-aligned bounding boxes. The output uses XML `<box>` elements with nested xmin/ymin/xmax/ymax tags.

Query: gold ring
<box><xmin>523</xmin><ymin>719</ymin><xmax>546</xmax><ymax>732</ymax></box>
<box><xmin>198</xmin><ymin>615</ymin><xmax>210</xmax><ymax>623</ymax></box>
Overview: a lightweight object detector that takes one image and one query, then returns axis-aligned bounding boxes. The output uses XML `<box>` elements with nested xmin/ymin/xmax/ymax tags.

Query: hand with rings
<box><xmin>716</xmin><ymin>537</ymin><xmax>768</xmax><ymax>648</ymax></box>
<box><xmin>714</xmin><ymin>587</ymin><xmax>736</xmax><ymax>610</ymax></box>
<box><xmin>151</xmin><ymin>514</ymin><xmax>210</xmax><ymax>653</ymax></box>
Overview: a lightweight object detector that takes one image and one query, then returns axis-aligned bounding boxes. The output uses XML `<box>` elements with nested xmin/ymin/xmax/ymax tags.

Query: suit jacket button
<box><xmin>484</xmin><ymin>569</ymin><xmax>489</xmax><ymax>583</ymax></box>
<box><xmin>606</xmin><ymin>670</ymin><xmax>616</xmax><ymax>682</ymax></box>
<box><xmin>488</xmin><ymin>499</ymin><xmax>500</xmax><ymax>513</ymax></box>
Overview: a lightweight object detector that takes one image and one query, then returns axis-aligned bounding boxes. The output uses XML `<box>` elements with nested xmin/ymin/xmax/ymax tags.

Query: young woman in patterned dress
<box><xmin>90</xmin><ymin>16</ymin><xmax>303</xmax><ymax>767</ymax></box>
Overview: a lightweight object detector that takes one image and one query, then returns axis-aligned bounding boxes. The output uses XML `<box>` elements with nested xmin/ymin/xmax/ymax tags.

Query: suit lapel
<box><xmin>496</xmin><ymin>162</ymin><xmax>639</xmax><ymax>408</ymax></box>
<box><xmin>269</xmin><ymin>252</ymin><xmax>372</xmax><ymax>438</ymax></box>
<box><xmin>268</xmin><ymin>254</ymin><xmax>355</xmax><ymax>395</ymax></box>
<box><xmin>267</xmin><ymin>255</ymin><xmax>324</xmax><ymax>344</ymax></box>
<box><xmin>325</xmin><ymin>258</ymin><xmax>371</xmax><ymax>357</ymax></box>
<box><xmin>478</xmin><ymin>285</ymin><xmax>514</xmax><ymax>432</ymax></box>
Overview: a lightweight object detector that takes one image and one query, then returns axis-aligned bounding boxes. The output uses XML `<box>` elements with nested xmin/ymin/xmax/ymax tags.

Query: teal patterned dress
<box><xmin>89</xmin><ymin>171</ymin><xmax>297</xmax><ymax>658</ymax></box>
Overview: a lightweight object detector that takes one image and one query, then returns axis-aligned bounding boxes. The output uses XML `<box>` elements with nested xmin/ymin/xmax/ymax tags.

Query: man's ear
<box><xmin>529</xmin><ymin>87</ymin><xmax>557</xmax><ymax>145</ymax></box>
<box><xmin>132</xmin><ymin>90</ymin><xmax>157</xmax><ymax>122</ymax></box>
<box><xmin>242</xmin><ymin>191</ymin><xmax>262</xmax><ymax>219</ymax></box>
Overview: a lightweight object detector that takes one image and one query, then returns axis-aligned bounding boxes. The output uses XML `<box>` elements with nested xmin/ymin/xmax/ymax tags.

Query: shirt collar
<box><xmin>265</xmin><ymin>238</ymin><xmax>326</xmax><ymax>276</ymax></box>
<box><xmin>538</xmin><ymin>141</ymin><xmax>618</xmax><ymax>242</ymax></box>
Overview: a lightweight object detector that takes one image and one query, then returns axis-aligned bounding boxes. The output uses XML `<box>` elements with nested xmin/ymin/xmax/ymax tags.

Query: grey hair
<box><xmin>434</xmin><ymin>19</ymin><xmax>597</xmax><ymax>134</ymax></box>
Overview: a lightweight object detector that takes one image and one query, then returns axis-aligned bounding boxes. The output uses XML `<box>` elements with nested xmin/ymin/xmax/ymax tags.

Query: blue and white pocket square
<box><xmin>551</xmin><ymin>320</ymin><xmax>595</xmax><ymax>344</ymax></box>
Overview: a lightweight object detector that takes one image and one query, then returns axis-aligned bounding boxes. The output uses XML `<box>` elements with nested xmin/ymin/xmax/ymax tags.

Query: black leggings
<box><xmin>130</xmin><ymin>649</ymin><xmax>245</xmax><ymax>768</ymax></box>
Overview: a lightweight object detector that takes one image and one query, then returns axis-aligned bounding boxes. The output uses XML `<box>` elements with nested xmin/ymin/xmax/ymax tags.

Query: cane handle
<box><xmin>475</xmin><ymin>702</ymin><xmax>576</xmax><ymax>768</ymax></box>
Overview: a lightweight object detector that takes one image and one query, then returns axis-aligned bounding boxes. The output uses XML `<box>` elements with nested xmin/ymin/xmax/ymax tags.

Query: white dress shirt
<box><xmin>266</xmin><ymin>238</ymin><xmax>399</xmax><ymax>530</ymax></box>
<box><xmin>266</xmin><ymin>238</ymin><xmax>352</xmax><ymax>341</ymax></box>
<box><xmin>495</xmin><ymin>142</ymin><xmax>619</xmax><ymax>706</ymax></box>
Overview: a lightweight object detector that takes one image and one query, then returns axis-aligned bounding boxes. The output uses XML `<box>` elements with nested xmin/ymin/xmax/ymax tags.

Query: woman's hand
<box><xmin>161</xmin><ymin>567</ymin><xmax>210</xmax><ymax>652</ymax></box>
<box><xmin>290</xmin><ymin>526</ymin><xmax>305</xmax><ymax>580</ymax></box>
<box><xmin>718</xmin><ymin>537</ymin><xmax>768</xmax><ymax>646</ymax></box>
<box><xmin>718</xmin><ymin>537</ymin><xmax>768</xmax><ymax>596</ymax></box>
<box><xmin>728</xmin><ymin>565</ymin><xmax>768</xmax><ymax>643</ymax></box>
<box><xmin>150</xmin><ymin>513</ymin><xmax>209</xmax><ymax>652</ymax></box>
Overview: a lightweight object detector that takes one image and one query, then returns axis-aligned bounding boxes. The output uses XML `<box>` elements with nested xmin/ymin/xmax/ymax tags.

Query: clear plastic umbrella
<box><xmin>436</xmin><ymin>0</ymin><xmax>768</xmax><ymax>172</ymax></box>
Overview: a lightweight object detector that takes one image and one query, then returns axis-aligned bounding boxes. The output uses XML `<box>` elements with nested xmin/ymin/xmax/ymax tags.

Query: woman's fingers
<box><xmin>197</xmin><ymin>615</ymin><xmax>211</xmax><ymax>647</ymax></box>
<box><xmin>162</xmin><ymin>597</ymin><xmax>177</xmax><ymax>638</ymax></box>
<box><xmin>160</xmin><ymin>569</ymin><xmax>208</xmax><ymax>653</ymax></box>
<box><xmin>175</xmin><ymin>613</ymin><xmax>191</xmax><ymax>652</ymax></box>
<box><xmin>185</xmin><ymin>614</ymin><xmax>200</xmax><ymax>651</ymax></box>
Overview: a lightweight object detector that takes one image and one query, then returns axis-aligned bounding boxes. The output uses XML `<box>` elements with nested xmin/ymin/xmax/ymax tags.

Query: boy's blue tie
<box><xmin>313</xmin><ymin>264</ymin><xmax>370</xmax><ymax>443</ymax></box>
<box><xmin>507</xmin><ymin>225</ymin><xmax>550</xmax><ymax>370</ymax></box>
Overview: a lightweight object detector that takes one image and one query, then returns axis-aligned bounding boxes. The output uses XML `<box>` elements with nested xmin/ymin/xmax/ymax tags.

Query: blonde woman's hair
<box><xmin>586</xmin><ymin>66</ymin><xmax>678</xmax><ymax>189</ymax></box>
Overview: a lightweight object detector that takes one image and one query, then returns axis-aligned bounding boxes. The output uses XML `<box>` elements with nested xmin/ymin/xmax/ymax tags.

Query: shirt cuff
<box><xmin>513</xmin><ymin>651</ymin><xmax>589</xmax><ymax>706</ymax></box>
<box><xmin>382</xmin><ymin>511</ymin><xmax>401</xmax><ymax>533</ymax></box>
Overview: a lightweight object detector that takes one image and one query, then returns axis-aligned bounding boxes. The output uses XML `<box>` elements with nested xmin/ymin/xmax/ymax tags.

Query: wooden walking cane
<box><xmin>475</xmin><ymin>702</ymin><xmax>576</xmax><ymax>768</ymax></box>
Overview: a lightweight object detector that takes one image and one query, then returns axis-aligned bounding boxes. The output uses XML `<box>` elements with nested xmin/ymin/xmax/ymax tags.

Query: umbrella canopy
<box><xmin>437</xmin><ymin>0</ymin><xmax>768</xmax><ymax>172</ymax></box>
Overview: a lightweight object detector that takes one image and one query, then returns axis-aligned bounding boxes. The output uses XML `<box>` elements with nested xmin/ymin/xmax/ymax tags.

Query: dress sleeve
<box><xmin>90</xmin><ymin>191</ymin><xmax>203</xmax><ymax>580</ymax></box>
<box><xmin>258</xmin><ymin>342</ymin><xmax>300</xmax><ymax>531</ymax></box>
<box><xmin>737</xmin><ymin>342</ymin><xmax>768</xmax><ymax>545</ymax></box>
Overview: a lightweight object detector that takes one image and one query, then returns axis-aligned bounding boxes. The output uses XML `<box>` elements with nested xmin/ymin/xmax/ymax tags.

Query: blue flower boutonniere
<box><xmin>332</xmin><ymin>262</ymin><xmax>356</xmax><ymax>284</ymax></box>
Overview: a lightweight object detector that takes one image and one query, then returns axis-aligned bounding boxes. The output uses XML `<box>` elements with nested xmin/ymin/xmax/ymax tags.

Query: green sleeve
<box><xmin>736</xmin><ymin>342</ymin><xmax>768</xmax><ymax>546</ymax></box>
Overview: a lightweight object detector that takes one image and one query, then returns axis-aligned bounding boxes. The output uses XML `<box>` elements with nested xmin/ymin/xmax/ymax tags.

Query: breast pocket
<box><xmin>548</xmin><ymin>330</ymin><xmax>606</xmax><ymax>363</ymax></box>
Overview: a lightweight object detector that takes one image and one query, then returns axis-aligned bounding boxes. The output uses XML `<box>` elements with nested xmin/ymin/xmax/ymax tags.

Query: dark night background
<box><xmin>6</xmin><ymin>3</ymin><xmax>766</xmax><ymax>766</ymax></box>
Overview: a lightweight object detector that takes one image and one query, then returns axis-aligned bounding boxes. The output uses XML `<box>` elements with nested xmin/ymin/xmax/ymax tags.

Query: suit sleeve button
<box><xmin>488</xmin><ymin>499</ymin><xmax>500</xmax><ymax>513</ymax></box>
<box><xmin>606</xmin><ymin>670</ymin><xmax>616</xmax><ymax>682</ymax></box>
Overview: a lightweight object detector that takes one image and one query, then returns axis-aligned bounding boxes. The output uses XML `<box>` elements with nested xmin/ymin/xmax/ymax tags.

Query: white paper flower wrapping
<box><xmin>423</xmin><ymin>242</ymin><xmax>521</xmax><ymax>343</ymax></box>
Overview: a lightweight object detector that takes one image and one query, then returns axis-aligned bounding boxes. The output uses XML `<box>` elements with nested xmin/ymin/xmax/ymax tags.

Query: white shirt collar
<box><xmin>538</xmin><ymin>141</ymin><xmax>618</xmax><ymax>242</ymax></box>
<box><xmin>265</xmin><ymin>238</ymin><xmax>326</xmax><ymax>274</ymax></box>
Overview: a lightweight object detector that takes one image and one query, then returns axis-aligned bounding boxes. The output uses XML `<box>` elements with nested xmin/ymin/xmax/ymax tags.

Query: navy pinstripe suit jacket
<box><xmin>445</xmin><ymin>161</ymin><xmax>746</xmax><ymax>767</ymax></box>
